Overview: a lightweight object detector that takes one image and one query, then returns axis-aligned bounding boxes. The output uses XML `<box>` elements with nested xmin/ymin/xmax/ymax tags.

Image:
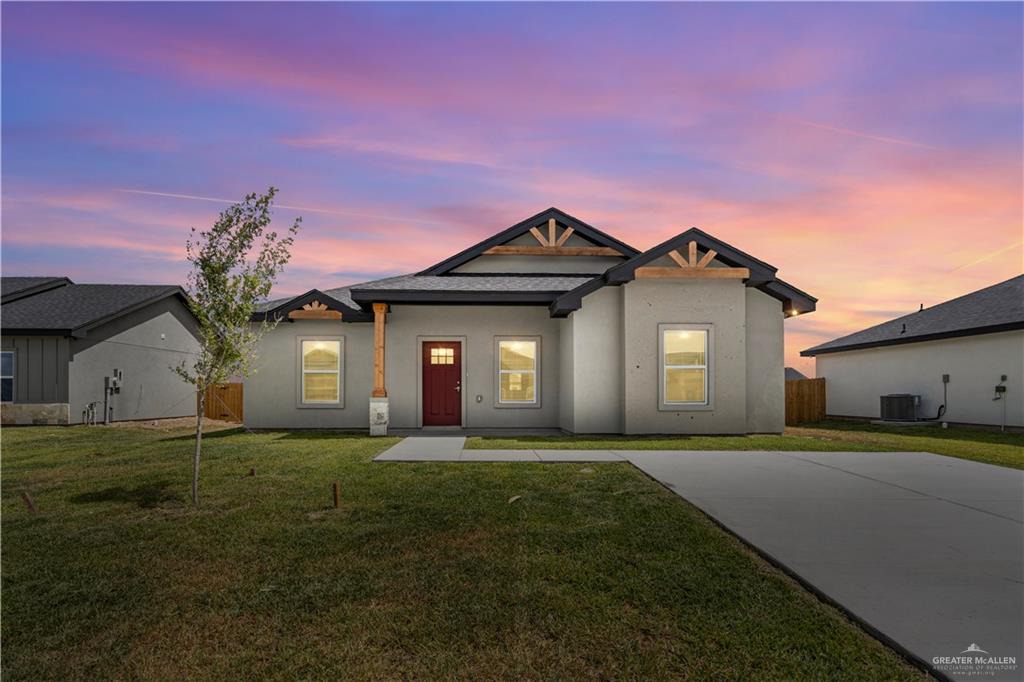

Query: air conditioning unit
<box><xmin>880</xmin><ymin>394</ymin><xmax>919</xmax><ymax>421</ymax></box>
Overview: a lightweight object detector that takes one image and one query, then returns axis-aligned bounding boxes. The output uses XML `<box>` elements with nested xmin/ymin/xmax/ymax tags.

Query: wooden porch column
<box><xmin>372</xmin><ymin>303</ymin><xmax>388</xmax><ymax>398</ymax></box>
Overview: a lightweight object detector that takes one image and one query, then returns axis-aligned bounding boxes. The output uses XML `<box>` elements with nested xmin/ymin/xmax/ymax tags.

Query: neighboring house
<box><xmin>245</xmin><ymin>208</ymin><xmax>815</xmax><ymax>435</ymax></box>
<box><xmin>802</xmin><ymin>275</ymin><xmax>1023</xmax><ymax>428</ymax></box>
<box><xmin>1</xmin><ymin>277</ymin><xmax>200</xmax><ymax>425</ymax></box>
<box><xmin>784</xmin><ymin>367</ymin><xmax>809</xmax><ymax>381</ymax></box>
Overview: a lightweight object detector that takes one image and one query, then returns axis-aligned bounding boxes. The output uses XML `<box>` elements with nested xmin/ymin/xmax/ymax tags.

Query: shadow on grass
<box><xmin>275</xmin><ymin>430</ymin><xmax>373</xmax><ymax>441</ymax></box>
<box><xmin>804</xmin><ymin>419</ymin><xmax>1024</xmax><ymax>446</ymax></box>
<box><xmin>70</xmin><ymin>481</ymin><xmax>182</xmax><ymax>508</ymax></box>
<box><xmin>159</xmin><ymin>427</ymin><xmax>246</xmax><ymax>442</ymax></box>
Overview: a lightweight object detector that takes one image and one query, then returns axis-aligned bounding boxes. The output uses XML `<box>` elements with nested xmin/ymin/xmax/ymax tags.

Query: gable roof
<box><xmin>551</xmin><ymin>228</ymin><xmax>817</xmax><ymax>317</ymax></box>
<box><xmin>801</xmin><ymin>275</ymin><xmax>1024</xmax><ymax>357</ymax></box>
<box><xmin>417</xmin><ymin>207</ymin><xmax>640</xmax><ymax>275</ymax></box>
<box><xmin>1</xmin><ymin>276</ymin><xmax>72</xmax><ymax>303</ymax></box>
<box><xmin>253</xmin><ymin>210</ymin><xmax>816</xmax><ymax>321</ymax></box>
<box><xmin>1</xmin><ymin>281</ymin><xmax>190</xmax><ymax>336</ymax></box>
<box><xmin>253</xmin><ymin>287</ymin><xmax>373</xmax><ymax>322</ymax></box>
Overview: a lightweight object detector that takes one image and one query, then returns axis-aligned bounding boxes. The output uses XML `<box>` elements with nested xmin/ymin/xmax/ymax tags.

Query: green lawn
<box><xmin>1</xmin><ymin>424</ymin><xmax>923</xmax><ymax>680</ymax></box>
<box><xmin>467</xmin><ymin>419</ymin><xmax>1024</xmax><ymax>469</ymax></box>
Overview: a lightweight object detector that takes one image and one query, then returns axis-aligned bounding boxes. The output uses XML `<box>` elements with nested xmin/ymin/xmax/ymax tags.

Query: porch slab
<box><xmin>375</xmin><ymin>436</ymin><xmax>466</xmax><ymax>461</ymax></box>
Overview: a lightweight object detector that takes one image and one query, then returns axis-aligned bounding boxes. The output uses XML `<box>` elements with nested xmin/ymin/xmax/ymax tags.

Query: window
<box><xmin>1</xmin><ymin>351</ymin><xmax>12</xmax><ymax>402</ymax></box>
<box><xmin>496</xmin><ymin>338</ymin><xmax>539</xmax><ymax>405</ymax></box>
<box><xmin>300</xmin><ymin>339</ymin><xmax>341</xmax><ymax>405</ymax></box>
<box><xmin>660</xmin><ymin>325</ymin><xmax>710</xmax><ymax>407</ymax></box>
<box><xmin>430</xmin><ymin>347</ymin><xmax>454</xmax><ymax>365</ymax></box>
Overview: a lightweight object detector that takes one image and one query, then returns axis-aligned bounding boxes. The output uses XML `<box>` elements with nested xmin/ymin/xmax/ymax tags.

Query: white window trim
<box><xmin>658</xmin><ymin>324</ymin><xmax>714</xmax><ymax>411</ymax></box>
<box><xmin>494</xmin><ymin>336</ymin><xmax>541</xmax><ymax>408</ymax></box>
<box><xmin>296</xmin><ymin>336</ymin><xmax>344</xmax><ymax>408</ymax></box>
<box><xmin>1</xmin><ymin>350</ymin><xmax>13</xmax><ymax>404</ymax></box>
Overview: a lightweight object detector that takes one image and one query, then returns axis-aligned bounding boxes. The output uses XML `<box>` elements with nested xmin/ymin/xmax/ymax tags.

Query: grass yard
<box><xmin>1</xmin><ymin>424</ymin><xmax>925</xmax><ymax>681</ymax></box>
<box><xmin>468</xmin><ymin>419</ymin><xmax>1024</xmax><ymax>469</ymax></box>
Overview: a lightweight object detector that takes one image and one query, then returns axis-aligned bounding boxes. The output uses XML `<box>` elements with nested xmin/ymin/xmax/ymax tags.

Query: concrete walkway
<box><xmin>376</xmin><ymin>438</ymin><xmax>1024</xmax><ymax>680</ymax></box>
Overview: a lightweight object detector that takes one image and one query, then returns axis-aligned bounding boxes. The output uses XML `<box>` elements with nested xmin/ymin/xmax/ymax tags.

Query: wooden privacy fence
<box><xmin>201</xmin><ymin>382</ymin><xmax>243</xmax><ymax>423</ymax></box>
<box><xmin>785</xmin><ymin>378</ymin><xmax>826</xmax><ymax>426</ymax></box>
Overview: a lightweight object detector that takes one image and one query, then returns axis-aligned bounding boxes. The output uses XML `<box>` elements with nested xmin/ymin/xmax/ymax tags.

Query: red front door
<box><xmin>422</xmin><ymin>341</ymin><xmax>462</xmax><ymax>426</ymax></box>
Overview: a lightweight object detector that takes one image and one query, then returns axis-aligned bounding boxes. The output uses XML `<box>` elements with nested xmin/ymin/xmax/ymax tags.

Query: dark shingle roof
<box><xmin>1</xmin><ymin>276</ymin><xmax>71</xmax><ymax>302</ymax></box>
<box><xmin>350</xmin><ymin>274</ymin><xmax>593</xmax><ymax>293</ymax></box>
<box><xmin>801</xmin><ymin>275</ymin><xmax>1024</xmax><ymax>356</ymax></box>
<box><xmin>1</xmin><ymin>283</ymin><xmax>187</xmax><ymax>334</ymax></box>
<box><xmin>785</xmin><ymin>367</ymin><xmax>809</xmax><ymax>381</ymax></box>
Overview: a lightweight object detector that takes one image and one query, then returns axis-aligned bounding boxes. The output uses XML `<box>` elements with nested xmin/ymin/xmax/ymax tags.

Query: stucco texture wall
<box><xmin>68</xmin><ymin>296</ymin><xmax>199</xmax><ymax>423</ymax></box>
<box><xmin>815</xmin><ymin>330</ymin><xmax>1024</xmax><ymax>427</ymax></box>
<box><xmin>384</xmin><ymin>305</ymin><xmax>561</xmax><ymax>429</ymax></box>
<box><xmin>567</xmin><ymin>285</ymin><xmax>624</xmax><ymax>433</ymax></box>
<box><xmin>622</xmin><ymin>279</ymin><xmax>749</xmax><ymax>434</ymax></box>
<box><xmin>244</xmin><ymin>320</ymin><xmax>374</xmax><ymax>429</ymax></box>
<box><xmin>745</xmin><ymin>288</ymin><xmax>785</xmax><ymax>433</ymax></box>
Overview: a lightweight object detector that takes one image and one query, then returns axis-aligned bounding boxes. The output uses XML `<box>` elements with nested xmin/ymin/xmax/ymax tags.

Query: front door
<box><xmin>422</xmin><ymin>341</ymin><xmax>462</xmax><ymax>426</ymax></box>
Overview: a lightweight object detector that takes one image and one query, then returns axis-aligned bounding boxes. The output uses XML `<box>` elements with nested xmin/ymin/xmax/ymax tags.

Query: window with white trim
<box><xmin>301</xmin><ymin>339</ymin><xmax>341</xmax><ymax>404</ymax></box>
<box><xmin>1</xmin><ymin>351</ymin><xmax>12</xmax><ymax>403</ymax></box>
<box><xmin>660</xmin><ymin>326</ymin><xmax>709</xmax><ymax>406</ymax></box>
<box><xmin>496</xmin><ymin>338</ymin><xmax>539</xmax><ymax>405</ymax></box>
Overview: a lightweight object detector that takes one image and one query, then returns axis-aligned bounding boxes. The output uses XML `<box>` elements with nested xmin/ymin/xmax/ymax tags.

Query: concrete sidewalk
<box><xmin>375</xmin><ymin>438</ymin><xmax>1024</xmax><ymax>681</ymax></box>
<box><xmin>376</xmin><ymin>437</ymin><xmax>629</xmax><ymax>462</ymax></box>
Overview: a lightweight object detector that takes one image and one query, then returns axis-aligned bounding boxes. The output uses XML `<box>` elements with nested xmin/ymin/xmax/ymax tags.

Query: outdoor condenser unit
<box><xmin>880</xmin><ymin>394</ymin><xmax>919</xmax><ymax>421</ymax></box>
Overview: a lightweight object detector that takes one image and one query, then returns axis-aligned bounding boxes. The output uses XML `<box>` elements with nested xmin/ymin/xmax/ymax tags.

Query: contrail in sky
<box><xmin>785</xmin><ymin>117</ymin><xmax>942</xmax><ymax>151</ymax></box>
<box><xmin>116</xmin><ymin>189</ymin><xmax>447</xmax><ymax>225</ymax></box>
<box><xmin>951</xmin><ymin>240</ymin><xmax>1023</xmax><ymax>272</ymax></box>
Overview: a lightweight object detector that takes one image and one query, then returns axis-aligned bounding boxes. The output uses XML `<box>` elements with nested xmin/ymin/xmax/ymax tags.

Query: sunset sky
<box><xmin>2</xmin><ymin>2</ymin><xmax>1021</xmax><ymax>374</ymax></box>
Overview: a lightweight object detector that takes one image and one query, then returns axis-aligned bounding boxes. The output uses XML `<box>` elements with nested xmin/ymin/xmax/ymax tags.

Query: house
<box><xmin>801</xmin><ymin>275</ymin><xmax>1023</xmax><ymax>428</ymax></box>
<box><xmin>784</xmin><ymin>367</ymin><xmax>809</xmax><ymax>381</ymax></box>
<box><xmin>1</xmin><ymin>277</ymin><xmax>200</xmax><ymax>425</ymax></box>
<box><xmin>245</xmin><ymin>208</ymin><xmax>816</xmax><ymax>434</ymax></box>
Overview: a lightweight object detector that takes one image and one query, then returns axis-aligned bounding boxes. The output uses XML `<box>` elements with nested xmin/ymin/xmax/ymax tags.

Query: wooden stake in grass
<box><xmin>20</xmin><ymin>491</ymin><xmax>37</xmax><ymax>514</ymax></box>
<box><xmin>332</xmin><ymin>482</ymin><xmax>341</xmax><ymax>509</ymax></box>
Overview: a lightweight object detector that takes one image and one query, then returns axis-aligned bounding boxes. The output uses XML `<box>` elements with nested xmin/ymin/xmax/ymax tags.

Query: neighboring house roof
<box><xmin>1</xmin><ymin>276</ymin><xmax>72</xmax><ymax>303</ymax></box>
<box><xmin>417</xmin><ymin>207</ymin><xmax>640</xmax><ymax>275</ymax></box>
<box><xmin>784</xmin><ymin>367</ymin><xmax>809</xmax><ymax>381</ymax></box>
<box><xmin>1</xmin><ymin>281</ymin><xmax>190</xmax><ymax>336</ymax></box>
<box><xmin>801</xmin><ymin>275</ymin><xmax>1024</xmax><ymax>357</ymax></box>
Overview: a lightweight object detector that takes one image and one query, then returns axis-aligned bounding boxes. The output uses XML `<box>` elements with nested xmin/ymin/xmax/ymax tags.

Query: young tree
<box><xmin>176</xmin><ymin>188</ymin><xmax>300</xmax><ymax>505</ymax></box>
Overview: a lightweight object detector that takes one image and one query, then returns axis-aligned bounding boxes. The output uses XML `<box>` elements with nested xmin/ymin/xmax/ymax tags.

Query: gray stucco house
<box><xmin>802</xmin><ymin>275</ymin><xmax>1023</xmax><ymax>428</ymax></box>
<box><xmin>246</xmin><ymin>208</ymin><xmax>816</xmax><ymax>434</ymax></box>
<box><xmin>1</xmin><ymin>277</ymin><xmax>200</xmax><ymax>425</ymax></box>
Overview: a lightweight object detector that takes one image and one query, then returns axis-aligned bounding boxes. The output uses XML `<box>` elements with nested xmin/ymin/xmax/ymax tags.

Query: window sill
<box><xmin>658</xmin><ymin>403</ymin><xmax>714</xmax><ymax>412</ymax></box>
<box><xmin>494</xmin><ymin>402</ymin><xmax>542</xmax><ymax>409</ymax></box>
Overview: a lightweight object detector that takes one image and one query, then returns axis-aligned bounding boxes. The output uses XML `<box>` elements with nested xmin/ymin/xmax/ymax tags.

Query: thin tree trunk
<box><xmin>193</xmin><ymin>390</ymin><xmax>205</xmax><ymax>506</ymax></box>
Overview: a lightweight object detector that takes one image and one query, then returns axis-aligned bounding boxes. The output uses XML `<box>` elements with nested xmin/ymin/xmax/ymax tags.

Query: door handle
<box><xmin>454</xmin><ymin>381</ymin><xmax>461</xmax><ymax>392</ymax></box>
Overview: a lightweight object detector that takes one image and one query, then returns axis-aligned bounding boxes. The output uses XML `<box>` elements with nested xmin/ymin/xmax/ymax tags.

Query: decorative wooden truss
<box><xmin>483</xmin><ymin>218</ymin><xmax>623</xmax><ymax>257</ymax></box>
<box><xmin>288</xmin><ymin>300</ymin><xmax>343</xmax><ymax>320</ymax></box>
<box><xmin>635</xmin><ymin>241</ymin><xmax>750</xmax><ymax>279</ymax></box>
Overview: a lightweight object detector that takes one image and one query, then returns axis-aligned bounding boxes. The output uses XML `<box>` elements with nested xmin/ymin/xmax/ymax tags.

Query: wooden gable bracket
<box><xmin>288</xmin><ymin>300</ymin><xmax>343</xmax><ymax>320</ymax></box>
<box><xmin>635</xmin><ymin>241</ymin><xmax>750</xmax><ymax>279</ymax></box>
<box><xmin>484</xmin><ymin>218</ymin><xmax>619</xmax><ymax>257</ymax></box>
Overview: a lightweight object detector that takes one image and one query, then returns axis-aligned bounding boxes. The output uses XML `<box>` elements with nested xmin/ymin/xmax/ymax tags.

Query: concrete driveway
<box><xmin>626</xmin><ymin>450</ymin><xmax>1023</xmax><ymax>681</ymax></box>
<box><xmin>377</xmin><ymin>440</ymin><xmax>1022</xmax><ymax>679</ymax></box>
